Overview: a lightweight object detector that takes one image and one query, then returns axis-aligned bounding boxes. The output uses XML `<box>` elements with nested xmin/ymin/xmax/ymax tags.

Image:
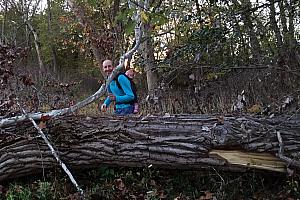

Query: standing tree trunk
<box><xmin>141</xmin><ymin>27</ymin><xmax>159</xmax><ymax>93</ymax></box>
<box><xmin>110</xmin><ymin>0</ymin><xmax>123</xmax><ymax>63</ymax></box>
<box><xmin>286</xmin><ymin>0</ymin><xmax>300</xmax><ymax>68</ymax></box>
<box><xmin>287</xmin><ymin>0</ymin><xmax>296</xmax><ymax>48</ymax></box>
<box><xmin>232</xmin><ymin>13</ymin><xmax>250</xmax><ymax>64</ymax></box>
<box><xmin>278</xmin><ymin>0</ymin><xmax>293</xmax><ymax>69</ymax></box>
<box><xmin>26</xmin><ymin>22</ymin><xmax>44</xmax><ymax>73</ymax></box>
<box><xmin>269</xmin><ymin>0</ymin><xmax>283</xmax><ymax>57</ymax></box>
<box><xmin>140</xmin><ymin>0</ymin><xmax>159</xmax><ymax>93</ymax></box>
<box><xmin>279</xmin><ymin>0</ymin><xmax>289</xmax><ymax>49</ymax></box>
<box><xmin>8</xmin><ymin>0</ymin><xmax>44</xmax><ymax>73</ymax></box>
<box><xmin>1</xmin><ymin>114</ymin><xmax>300</xmax><ymax>182</ymax></box>
<box><xmin>46</xmin><ymin>0</ymin><xmax>58</xmax><ymax>76</ymax></box>
<box><xmin>1</xmin><ymin>1</ymin><xmax>7</xmax><ymax>44</ymax></box>
<box><xmin>241</xmin><ymin>0</ymin><xmax>262</xmax><ymax>63</ymax></box>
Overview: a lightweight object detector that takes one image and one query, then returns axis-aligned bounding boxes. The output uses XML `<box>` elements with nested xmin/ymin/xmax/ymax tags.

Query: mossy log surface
<box><xmin>1</xmin><ymin>114</ymin><xmax>299</xmax><ymax>181</ymax></box>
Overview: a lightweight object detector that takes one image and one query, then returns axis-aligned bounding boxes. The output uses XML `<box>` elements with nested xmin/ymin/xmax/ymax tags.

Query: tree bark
<box><xmin>287</xmin><ymin>0</ymin><xmax>296</xmax><ymax>48</ymax></box>
<box><xmin>46</xmin><ymin>0</ymin><xmax>58</xmax><ymax>76</ymax></box>
<box><xmin>1</xmin><ymin>1</ymin><xmax>7</xmax><ymax>43</ymax></box>
<box><xmin>269</xmin><ymin>0</ymin><xmax>283</xmax><ymax>56</ymax></box>
<box><xmin>141</xmin><ymin>24</ymin><xmax>159</xmax><ymax>93</ymax></box>
<box><xmin>140</xmin><ymin>1</ymin><xmax>159</xmax><ymax>93</ymax></box>
<box><xmin>234</xmin><ymin>0</ymin><xmax>262</xmax><ymax>63</ymax></box>
<box><xmin>286</xmin><ymin>0</ymin><xmax>300</xmax><ymax>68</ymax></box>
<box><xmin>26</xmin><ymin>22</ymin><xmax>44</xmax><ymax>73</ymax></box>
<box><xmin>1</xmin><ymin>114</ymin><xmax>300</xmax><ymax>181</ymax></box>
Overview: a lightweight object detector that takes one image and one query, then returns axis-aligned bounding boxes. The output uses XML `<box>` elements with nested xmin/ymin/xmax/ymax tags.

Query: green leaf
<box><xmin>115</xmin><ymin>8</ymin><xmax>135</xmax><ymax>22</ymax></box>
<box><xmin>125</xmin><ymin>20</ymin><xmax>135</xmax><ymax>35</ymax></box>
<box><xmin>140</xmin><ymin>11</ymin><xmax>149</xmax><ymax>23</ymax></box>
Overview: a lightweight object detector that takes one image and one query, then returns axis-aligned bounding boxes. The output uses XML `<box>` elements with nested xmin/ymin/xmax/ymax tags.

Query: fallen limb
<box><xmin>1</xmin><ymin>114</ymin><xmax>299</xmax><ymax>181</ymax></box>
<box><xmin>0</xmin><ymin>84</ymin><xmax>106</xmax><ymax>128</ymax></box>
<box><xmin>16</xmin><ymin>100</ymin><xmax>85</xmax><ymax>198</ymax></box>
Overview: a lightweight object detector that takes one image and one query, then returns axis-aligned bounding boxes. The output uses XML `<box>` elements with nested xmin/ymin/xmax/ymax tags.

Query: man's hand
<box><xmin>108</xmin><ymin>93</ymin><xmax>116</xmax><ymax>101</ymax></box>
<box><xmin>101</xmin><ymin>104</ymin><xmax>107</xmax><ymax>112</ymax></box>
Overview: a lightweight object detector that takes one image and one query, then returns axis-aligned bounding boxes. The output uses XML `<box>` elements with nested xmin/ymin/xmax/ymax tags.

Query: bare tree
<box><xmin>7</xmin><ymin>0</ymin><xmax>45</xmax><ymax>73</ymax></box>
<box><xmin>269</xmin><ymin>0</ymin><xmax>283</xmax><ymax>56</ymax></box>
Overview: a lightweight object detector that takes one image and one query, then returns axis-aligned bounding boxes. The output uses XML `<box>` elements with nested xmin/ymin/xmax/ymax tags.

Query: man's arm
<box><xmin>115</xmin><ymin>75</ymin><xmax>135</xmax><ymax>103</ymax></box>
<box><xmin>103</xmin><ymin>85</ymin><xmax>112</xmax><ymax>107</ymax></box>
<box><xmin>103</xmin><ymin>96</ymin><xmax>111</xmax><ymax>107</ymax></box>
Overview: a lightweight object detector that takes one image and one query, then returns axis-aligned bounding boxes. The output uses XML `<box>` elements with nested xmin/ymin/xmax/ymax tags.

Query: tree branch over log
<box><xmin>1</xmin><ymin>114</ymin><xmax>300</xmax><ymax>181</ymax></box>
<box><xmin>16</xmin><ymin>100</ymin><xmax>85</xmax><ymax>198</ymax></box>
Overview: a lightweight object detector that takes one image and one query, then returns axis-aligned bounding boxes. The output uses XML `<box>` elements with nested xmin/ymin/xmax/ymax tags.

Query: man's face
<box><xmin>102</xmin><ymin>60</ymin><xmax>114</xmax><ymax>76</ymax></box>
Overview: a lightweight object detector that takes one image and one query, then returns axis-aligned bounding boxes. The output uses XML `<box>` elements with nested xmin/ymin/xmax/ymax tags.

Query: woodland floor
<box><xmin>0</xmin><ymin>166</ymin><xmax>300</xmax><ymax>200</ymax></box>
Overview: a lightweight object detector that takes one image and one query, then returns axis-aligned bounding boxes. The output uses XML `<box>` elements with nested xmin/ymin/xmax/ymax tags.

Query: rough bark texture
<box><xmin>269</xmin><ymin>0</ymin><xmax>283</xmax><ymax>53</ymax></box>
<box><xmin>234</xmin><ymin>0</ymin><xmax>262</xmax><ymax>62</ymax></box>
<box><xmin>1</xmin><ymin>114</ymin><xmax>300</xmax><ymax>182</ymax></box>
<box><xmin>141</xmin><ymin>23</ymin><xmax>159</xmax><ymax>92</ymax></box>
<box><xmin>47</xmin><ymin>0</ymin><xmax>58</xmax><ymax>75</ymax></box>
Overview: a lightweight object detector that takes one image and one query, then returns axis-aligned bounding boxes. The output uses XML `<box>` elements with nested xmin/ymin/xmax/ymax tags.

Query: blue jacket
<box><xmin>104</xmin><ymin>74</ymin><xmax>135</xmax><ymax>109</ymax></box>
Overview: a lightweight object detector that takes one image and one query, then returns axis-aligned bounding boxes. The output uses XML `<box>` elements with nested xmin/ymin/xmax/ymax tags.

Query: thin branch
<box><xmin>233</xmin><ymin>0</ymin><xmax>282</xmax><ymax>16</ymax></box>
<box><xmin>29</xmin><ymin>0</ymin><xmax>41</xmax><ymax>18</ymax></box>
<box><xmin>0</xmin><ymin>84</ymin><xmax>106</xmax><ymax>127</ymax></box>
<box><xmin>128</xmin><ymin>0</ymin><xmax>150</xmax><ymax>11</ymax></box>
<box><xmin>16</xmin><ymin>100</ymin><xmax>85</xmax><ymax>199</ymax></box>
<box><xmin>157</xmin><ymin>62</ymin><xmax>300</xmax><ymax>77</ymax></box>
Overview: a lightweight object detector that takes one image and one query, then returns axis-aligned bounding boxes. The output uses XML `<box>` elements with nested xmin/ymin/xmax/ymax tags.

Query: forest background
<box><xmin>1</xmin><ymin>0</ymin><xmax>300</xmax><ymax>114</ymax></box>
<box><xmin>1</xmin><ymin>0</ymin><xmax>299</xmax><ymax>115</ymax></box>
<box><xmin>0</xmin><ymin>0</ymin><xmax>300</xmax><ymax>199</ymax></box>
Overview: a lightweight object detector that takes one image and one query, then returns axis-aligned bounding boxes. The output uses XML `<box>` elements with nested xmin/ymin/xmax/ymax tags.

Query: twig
<box><xmin>276</xmin><ymin>131</ymin><xmax>300</xmax><ymax>168</ymax></box>
<box><xmin>128</xmin><ymin>0</ymin><xmax>149</xmax><ymax>11</ymax></box>
<box><xmin>212</xmin><ymin>167</ymin><xmax>225</xmax><ymax>185</ymax></box>
<box><xmin>16</xmin><ymin>100</ymin><xmax>85</xmax><ymax>199</ymax></box>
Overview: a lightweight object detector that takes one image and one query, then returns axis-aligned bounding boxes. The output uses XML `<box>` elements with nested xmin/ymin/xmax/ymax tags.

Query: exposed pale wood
<box><xmin>209</xmin><ymin>150</ymin><xmax>286</xmax><ymax>172</ymax></box>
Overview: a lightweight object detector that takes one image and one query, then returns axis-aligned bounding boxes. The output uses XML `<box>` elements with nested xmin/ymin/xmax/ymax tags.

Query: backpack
<box><xmin>113</xmin><ymin>73</ymin><xmax>138</xmax><ymax>105</ymax></box>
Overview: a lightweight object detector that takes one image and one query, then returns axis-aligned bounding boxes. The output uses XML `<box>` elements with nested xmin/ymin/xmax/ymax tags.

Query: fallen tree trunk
<box><xmin>1</xmin><ymin>114</ymin><xmax>300</xmax><ymax>181</ymax></box>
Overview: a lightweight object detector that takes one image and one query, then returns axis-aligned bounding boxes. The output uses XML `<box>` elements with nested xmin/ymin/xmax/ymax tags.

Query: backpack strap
<box><xmin>115</xmin><ymin>73</ymin><xmax>123</xmax><ymax>91</ymax></box>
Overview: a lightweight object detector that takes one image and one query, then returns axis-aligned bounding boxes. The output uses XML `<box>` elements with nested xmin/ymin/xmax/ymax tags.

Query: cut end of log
<box><xmin>209</xmin><ymin>150</ymin><xmax>286</xmax><ymax>173</ymax></box>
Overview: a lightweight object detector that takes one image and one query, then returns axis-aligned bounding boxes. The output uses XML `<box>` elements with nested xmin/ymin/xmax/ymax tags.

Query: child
<box><xmin>125</xmin><ymin>69</ymin><xmax>139</xmax><ymax>114</ymax></box>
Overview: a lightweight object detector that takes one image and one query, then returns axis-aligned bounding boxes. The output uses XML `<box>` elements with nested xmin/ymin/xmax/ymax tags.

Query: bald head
<box><xmin>102</xmin><ymin>60</ymin><xmax>114</xmax><ymax>76</ymax></box>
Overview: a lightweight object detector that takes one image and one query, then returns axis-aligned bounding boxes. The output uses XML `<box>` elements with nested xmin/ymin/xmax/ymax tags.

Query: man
<box><xmin>100</xmin><ymin>59</ymin><xmax>135</xmax><ymax>115</ymax></box>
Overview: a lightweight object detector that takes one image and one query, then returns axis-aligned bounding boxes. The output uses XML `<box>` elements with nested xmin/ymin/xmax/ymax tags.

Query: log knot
<box><xmin>211</xmin><ymin>124</ymin><xmax>228</xmax><ymax>145</ymax></box>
